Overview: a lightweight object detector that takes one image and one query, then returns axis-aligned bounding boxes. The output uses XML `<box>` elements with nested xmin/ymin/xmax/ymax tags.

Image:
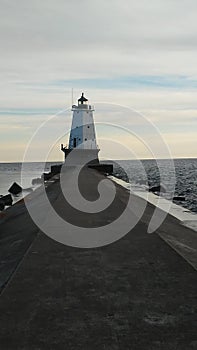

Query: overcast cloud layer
<box><xmin>0</xmin><ymin>0</ymin><xmax>197</xmax><ymax>161</ymax></box>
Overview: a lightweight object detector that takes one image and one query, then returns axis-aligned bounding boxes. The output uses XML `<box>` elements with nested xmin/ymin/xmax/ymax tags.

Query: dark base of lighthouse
<box><xmin>61</xmin><ymin>147</ymin><xmax>113</xmax><ymax>174</ymax></box>
<box><xmin>62</xmin><ymin>148</ymin><xmax>99</xmax><ymax>166</ymax></box>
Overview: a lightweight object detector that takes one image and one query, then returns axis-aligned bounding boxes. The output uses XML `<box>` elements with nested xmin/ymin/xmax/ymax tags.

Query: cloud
<box><xmin>0</xmin><ymin>0</ymin><xmax>197</xmax><ymax>160</ymax></box>
<box><xmin>1</xmin><ymin>0</ymin><xmax>197</xmax><ymax>80</ymax></box>
<box><xmin>1</xmin><ymin>0</ymin><xmax>197</xmax><ymax>52</ymax></box>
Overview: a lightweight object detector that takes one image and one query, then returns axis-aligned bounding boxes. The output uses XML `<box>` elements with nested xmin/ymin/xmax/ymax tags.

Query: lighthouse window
<box><xmin>85</xmin><ymin>138</ymin><xmax>87</xmax><ymax>141</ymax></box>
<box><xmin>87</xmin><ymin>126</ymin><xmax>90</xmax><ymax>128</ymax></box>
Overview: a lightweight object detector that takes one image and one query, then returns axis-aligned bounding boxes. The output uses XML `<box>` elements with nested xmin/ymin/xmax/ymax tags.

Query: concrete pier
<box><xmin>0</xmin><ymin>167</ymin><xmax>196</xmax><ymax>349</ymax></box>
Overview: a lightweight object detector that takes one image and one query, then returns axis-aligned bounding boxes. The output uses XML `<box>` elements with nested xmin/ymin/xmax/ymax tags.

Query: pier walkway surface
<box><xmin>0</xmin><ymin>167</ymin><xmax>196</xmax><ymax>350</ymax></box>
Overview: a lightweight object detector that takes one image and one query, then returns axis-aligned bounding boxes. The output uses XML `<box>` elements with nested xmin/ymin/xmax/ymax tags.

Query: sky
<box><xmin>0</xmin><ymin>0</ymin><xmax>197</xmax><ymax>162</ymax></box>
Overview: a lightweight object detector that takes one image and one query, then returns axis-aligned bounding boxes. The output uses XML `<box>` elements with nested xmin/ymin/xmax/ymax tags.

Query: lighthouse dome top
<box><xmin>78</xmin><ymin>92</ymin><xmax>88</xmax><ymax>105</ymax></box>
<box><xmin>72</xmin><ymin>92</ymin><xmax>94</xmax><ymax>111</ymax></box>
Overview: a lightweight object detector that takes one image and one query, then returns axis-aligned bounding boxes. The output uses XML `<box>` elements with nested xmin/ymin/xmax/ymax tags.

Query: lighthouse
<box><xmin>61</xmin><ymin>93</ymin><xmax>99</xmax><ymax>165</ymax></box>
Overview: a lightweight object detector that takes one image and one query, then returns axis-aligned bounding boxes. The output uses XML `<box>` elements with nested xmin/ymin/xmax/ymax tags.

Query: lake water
<box><xmin>0</xmin><ymin>158</ymin><xmax>196</xmax><ymax>213</ymax></box>
<box><xmin>112</xmin><ymin>158</ymin><xmax>197</xmax><ymax>213</ymax></box>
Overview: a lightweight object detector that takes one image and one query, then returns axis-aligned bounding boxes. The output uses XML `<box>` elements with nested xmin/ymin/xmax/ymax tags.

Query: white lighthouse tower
<box><xmin>61</xmin><ymin>93</ymin><xmax>99</xmax><ymax>165</ymax></box>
